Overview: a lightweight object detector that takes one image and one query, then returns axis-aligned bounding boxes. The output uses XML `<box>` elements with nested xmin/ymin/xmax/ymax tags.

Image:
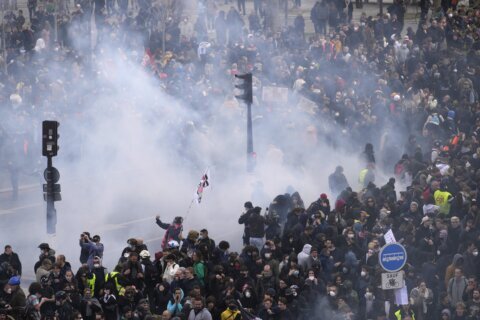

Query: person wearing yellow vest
<box><xmin>434</xmin><ymin>187</ymin><xmax>452</xmax><ymax>217</ymax></box>
<box><xmin>86</xmin><ymin>272</ymin><xmax>96</xmax><ymax>293</ymax></box>
<box><xmin>359</xmin><ymin>163</ymin><xmax>375</xmax><ymax>189</ymax></box>
<box><xmin>105</xmin><ymin>266</ymin><xmax>123</xmax><ymax>296</ymax></box>
<box><xmin>394</xmin><ymin>304</ymin><xmax>415</xmax><ymax>319</ymax></box>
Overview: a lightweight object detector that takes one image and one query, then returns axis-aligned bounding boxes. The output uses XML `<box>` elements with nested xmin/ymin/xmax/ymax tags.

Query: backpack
<box><xmin>23</xmin><ymin>296</ymin><xmax>39</xmax><ymax>320</ymax></box>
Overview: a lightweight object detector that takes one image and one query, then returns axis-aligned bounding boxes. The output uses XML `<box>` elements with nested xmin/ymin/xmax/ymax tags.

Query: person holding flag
<box><xmin>155</xmin><ymin>216</ymin><xmax>184</xmax><ymax>251</ymax></box>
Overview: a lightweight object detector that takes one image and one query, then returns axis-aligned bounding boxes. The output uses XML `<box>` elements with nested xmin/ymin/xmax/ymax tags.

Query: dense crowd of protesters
<box><xmin>1</xmin><ymin>0</ymin><xmax>480</xmax><ymax>318</ymax></box>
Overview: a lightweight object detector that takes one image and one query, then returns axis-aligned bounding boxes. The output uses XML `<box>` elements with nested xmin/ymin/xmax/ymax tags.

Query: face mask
<box><xmin>347</xmin><ymin>234</ymin><xmax>354</xmax><ymax>239</ymax></box>
<box><xmin>293</xmin><ymin>270</ymin><xmax>299</xmax><ymax>276</ymax></box>
<box><xmin>94</xmin><ymin>263</ymin><xmax>100</xmax><ymax>268</ymax></box>
<box><xmin>124</xmin><ymin>253</ymin><xmax>130</xmax><ymax>258</ymax></box>
<box><xmin>265</xmin><ymin>253</ymin><xmax>271</xmax><ymax>259</ymax></box>
<box><xmin>361</xmin><ymin>271</ymin><xmax>367</xmax><ymax>277</ymax></box>
<box><xmin>329</xmin><ymin>291</ymin><xmax>336</xmax><ymax>297</ymax></box>
<box><xmin>245</xmin><ymin>291</ymin><xmax>251</xmax><ymax>298</ymax></box>
<box><xmin>473</xmin><ymin>250</ymin><xmax>479</xmax><ymax>257</ymax></box>
<box><xmin>309</xmin><ymin>276</ymin><xmax>315</xmax><ymax>280</ymax></box>
<box><xmin>198</xmin><ymin>236</ymin><xmax>204</xmax><ymax>240</ymax></box>
<box><xmin>6</xmin><ymin>288</ymin><xmax>12</xmax><ymax>294</ymax></box>
<box><xmin>365</xmin><ymin>292</ymin><xmax>373</xmax><ymax>299</ymax></box>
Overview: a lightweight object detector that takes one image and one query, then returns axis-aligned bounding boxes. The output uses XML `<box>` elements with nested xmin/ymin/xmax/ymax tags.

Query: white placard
<box><xmin>394</xmin><ymin>285</ymin><xmax>409</xmax><ymax>305</ymax></box>
<box><xmin>297</xmin><ymin>96</ymin><xmax>319</xmax><ymax>115</ymax></box>
<box><xmin>384</xmin><ymin>229</ymin><xmax>396</xmax><ymax>244</ymax></box>
<box><xmin>262</xmin><ymin>86</ymin><xmax>289</xmax><ymax>103</ymax></box>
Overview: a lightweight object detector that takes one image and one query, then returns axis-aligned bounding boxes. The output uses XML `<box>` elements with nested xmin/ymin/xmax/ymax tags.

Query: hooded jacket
<box><xmin>167</xmin><ymin>288</ymin><xmax>185</xmax><ymax>317</ymax></box>
<box><xmin>445</xmin><ymin>253</ymin><xmax>463</xmax><ymax>288</ymax></box>
<box><xmin>297</xmin><ymin>244</ymin><xmax>312</xmax><ymax>271</ymax></box>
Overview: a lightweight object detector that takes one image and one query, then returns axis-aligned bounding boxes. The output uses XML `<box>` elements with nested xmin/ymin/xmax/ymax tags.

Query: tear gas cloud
<box><xmin>5</xmin><ymin>33</ymin><xmax>406</xmax><ymax>272</ymax></box>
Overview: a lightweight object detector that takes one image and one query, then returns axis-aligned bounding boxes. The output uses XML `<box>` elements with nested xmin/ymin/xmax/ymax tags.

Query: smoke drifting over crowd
<box><xmin>52</xmin><ymin>44</ymin><xmax>368</xmax><ymax>259</ymax></box>
<box><xmin>3</xmin><ymin>24</ymin><xmax>405</xmax><ymax>274</ymax></box>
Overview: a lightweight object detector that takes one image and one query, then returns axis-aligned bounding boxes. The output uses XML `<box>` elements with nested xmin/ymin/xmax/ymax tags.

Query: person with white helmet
<box><xmin>139</xmin><ymin>250</ymin><xmax>157</xmax><ymax>306</ymax></box>
<box><xmin>156</xmin><ymin>216</ymin><xmax>184</xmax><ymax>251</ymax></box>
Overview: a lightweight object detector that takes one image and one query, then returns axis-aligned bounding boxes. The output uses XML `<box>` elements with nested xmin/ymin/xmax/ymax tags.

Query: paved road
<box><xmin>0</xmin><ymin>185</ymin><xmax>164</xmax><ymax>285</ymax></box>
<box><xmin>0</xmin><ymin>176</ymin><xmax>242</xmax><ymax>287</ymax></box>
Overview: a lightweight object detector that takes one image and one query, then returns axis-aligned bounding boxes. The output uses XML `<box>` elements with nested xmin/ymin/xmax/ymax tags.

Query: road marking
<box><xmin>0</xmin><ymin>203</ymin><xmax>43</xmax><ymax>216</ymax></box>
<box><xmin>86</xmin><ymin>216</ymin><xmax>157</xmax><ymax>233</ymax></box>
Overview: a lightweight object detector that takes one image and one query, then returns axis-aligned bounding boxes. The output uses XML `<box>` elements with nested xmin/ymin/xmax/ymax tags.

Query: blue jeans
<box><xmin>249</xmin><ymin>237</ymin><xmax>264</xmax><ymax>251</ymax></box>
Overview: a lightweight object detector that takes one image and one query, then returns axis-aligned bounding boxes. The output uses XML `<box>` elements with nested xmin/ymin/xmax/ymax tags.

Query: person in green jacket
<box><xmin>193</xmin><ymin>251</ymin><xmax>206</xmax><ymax>288</ymax></box>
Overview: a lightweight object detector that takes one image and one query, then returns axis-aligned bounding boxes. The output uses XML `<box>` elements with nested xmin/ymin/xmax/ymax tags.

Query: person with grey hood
<box><xmin>297</xmin><ymin>244</ymin><xmax>312</xmax><ymax>271</ymax></box>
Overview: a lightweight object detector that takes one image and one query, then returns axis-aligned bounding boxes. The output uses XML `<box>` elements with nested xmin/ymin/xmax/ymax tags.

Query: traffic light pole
<box><xmin>42</xmin><ymin>120</ymin><xmax>60</xmax><ymax>235</ymax></box>
<box><xmin>46</xmin><ymin>155</ymin><xmax>57</xmax><ymax>235</ymax></box>
<box><xmin>234</xmin><ymin>73</ymin><xmax>255</xmax><ymax>173</ymax></box>
<box><xmin>246</xmin><ymin>101</ymin><xmax>254</xmax><ymax>173</ymax></box>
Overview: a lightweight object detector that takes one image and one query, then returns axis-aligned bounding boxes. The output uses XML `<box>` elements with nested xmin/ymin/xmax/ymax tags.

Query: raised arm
<box><xmin>156</xmin><ymin>216</ymin><xmax>170</xmax><ymax>230</ymax></box>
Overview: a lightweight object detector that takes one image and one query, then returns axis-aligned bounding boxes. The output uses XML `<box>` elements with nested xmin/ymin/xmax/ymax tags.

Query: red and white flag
<box><xmin>194</xmin><ymin>168</ymin><xmax>210</xmax><ymax>204</ymax></box>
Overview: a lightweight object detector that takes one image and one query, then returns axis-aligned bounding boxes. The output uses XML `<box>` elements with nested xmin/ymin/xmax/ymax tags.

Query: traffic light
<box><xmin>42</xmin><ymin>121</ymin><xmax>59</xmax><ymax>157</ymax></box>
<box><xmin>235</xmin><ymin>73</ymin><xmax>253</xmax><ymax>105</ymax></box>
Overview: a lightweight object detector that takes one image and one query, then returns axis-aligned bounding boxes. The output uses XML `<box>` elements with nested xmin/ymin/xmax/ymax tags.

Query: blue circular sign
<box><xmin>379</xmin><ymin>243</ymin><xmax>407</xmax><ymax>272</ymax></box>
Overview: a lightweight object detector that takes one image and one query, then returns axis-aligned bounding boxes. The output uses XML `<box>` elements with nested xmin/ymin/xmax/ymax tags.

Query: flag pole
<box><xmin>184</xmin><ymin>198</ymin><xmax>195</xmax><ymax>222</ymax></box>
